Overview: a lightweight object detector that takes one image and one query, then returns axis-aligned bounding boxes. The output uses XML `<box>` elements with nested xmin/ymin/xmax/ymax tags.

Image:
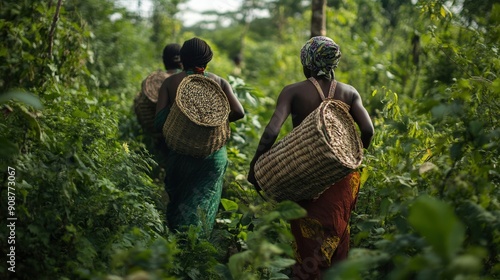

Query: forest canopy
<box><xmin>1</xmin><ymin>0</ymin><xmax>499</xmax><ymax>279</ymax></box>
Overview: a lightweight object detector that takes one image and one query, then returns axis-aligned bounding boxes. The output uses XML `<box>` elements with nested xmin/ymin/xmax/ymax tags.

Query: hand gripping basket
<box><xmin>134</xmin><ymin>70</ymin><xmax>170</xmax><ymax>136</ymax></box>
<box><xmin>254</xmin><ymin>80</ymin><xmax>363</xmax><ymax>202</ymax></box>
<box><xmin>163</xmin><ymin>74</ymin><xmax>230</xmax><ymax>158</ymax></box>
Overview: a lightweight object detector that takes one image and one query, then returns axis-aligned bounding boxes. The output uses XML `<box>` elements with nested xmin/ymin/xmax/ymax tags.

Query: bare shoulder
<box><xmin>335</xmin><ymin>81</ymin><xmax>361</xmax><ymax>104</ymax></box>
<box><xmin>165</xmin><ymin>72</ymin><xmax>186</xmax><ymax>99</ymax></box>
<box><xmin>281</xmin><ymin>80</ymin><xmax>311</xmax><ymax>95</ymax></box>
<box><xmin>336</xmin><ymin>81</ymin><xmax>359</xmax><ymax>94</ymax></box>
<box><xmin>166</xmin><ymin>71</ymin><xmax>186</xmax><ymax>85</ymax></box>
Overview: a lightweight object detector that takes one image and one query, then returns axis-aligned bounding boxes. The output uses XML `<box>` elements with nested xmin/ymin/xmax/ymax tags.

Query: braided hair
<box><xmin>162</xmin><ymin>43</ymin><xmax>182</xmax><ymax>70</ymax></box>
<box><xmin>180</xmin><ymin>37</ymin><xmax>213</xmax><ymax>73</ymax></box>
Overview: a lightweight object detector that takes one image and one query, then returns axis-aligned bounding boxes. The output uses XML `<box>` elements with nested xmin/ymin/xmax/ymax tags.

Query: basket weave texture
<box><xmin>134</xmin><ymin>70</ymin><xmax>169</xmax><ymax>135</ymax></box>
<box><xmin>163</xmin><ymin>75</ymin><xmax>230</xmax><ymax>158</ymax></box>
<box><xmin>254</xmin><ymin>99</ymin><xmax>363</xmax><ymax>202</ymax></box>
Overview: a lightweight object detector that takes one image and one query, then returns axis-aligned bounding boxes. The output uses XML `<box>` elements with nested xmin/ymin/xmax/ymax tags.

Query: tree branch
<box><xmin>48</xmin><ymin>0</ymin><xmax>63</xmax><ymax>59</ymax></box>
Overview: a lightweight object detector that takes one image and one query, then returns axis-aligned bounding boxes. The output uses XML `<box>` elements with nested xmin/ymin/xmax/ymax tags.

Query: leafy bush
<box><xmin>1</xmin><ymin>1</ymin><xmax>499</xmax><ymax>279</ymax></box>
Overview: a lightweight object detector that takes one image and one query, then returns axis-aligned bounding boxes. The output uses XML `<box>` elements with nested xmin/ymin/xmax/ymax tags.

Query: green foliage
<box><xmin>337</xmin><ymin>2</ymin><xmax>500</xmax><ymax>276</ymax></box>
<box><xmin>408</xmin><ymin>196</ymin><xmax>465</xmax><ymax>262</ymax></box>
<box><xmin>1</xmin><ymin>0</ymin><xmax>499</xmax><ymax>279</ymax></box>
<box><xmin>215</xmin><ymin>200</ymin><xmax>306</xmax><ymax>280</ymax></box>
<box><xmin>109</xmin><ymin>226</ymin><xmax>220</xmax><ymax>279</ymax></box>
<box><xmin>0</xmin><ymin>1</ymin><xmax>166</xmax><ymax>278</ymax></box>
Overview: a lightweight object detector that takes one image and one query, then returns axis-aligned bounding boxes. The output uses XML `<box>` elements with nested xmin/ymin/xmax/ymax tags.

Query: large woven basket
<box><xmin>134</xmin><ymin>70</ymin><xmax>170</xmax><ymax>135</ymax></box>
<box><xmin>163</xmin><ymin>75</ymin><xmax>230</xmax><ymax>158</ymax></box>
<box><xmin>254</xmin><ymin>99</ymin><xmax>363</xmax><ymax>202</ymax></box>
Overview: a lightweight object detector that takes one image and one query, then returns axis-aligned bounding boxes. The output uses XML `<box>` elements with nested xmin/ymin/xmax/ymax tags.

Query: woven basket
<box><xmin>163</xmin><ymin>75</ymin><xmax>230</xmax><ymax>158</ymax></box>
<box><xmin>134</xmin><ymin>70</ymin><xmax>170</xmax><ymax>135</ymax></box>
<box><xmin>254</xmin><ymin>99</ymin><xmax>363</xmax><ymax>202</ymax></box>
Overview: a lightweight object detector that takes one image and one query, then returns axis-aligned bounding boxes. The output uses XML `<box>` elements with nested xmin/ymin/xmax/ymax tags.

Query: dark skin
<box><xmin>247</xmin><ymin>67</ymin><xmax>374</xmax><ymax>189</ymax></box>
<box><xmin>156</xmin><ymin>70</ymin><xmax>245</xmax><ymax>122</ymax></box>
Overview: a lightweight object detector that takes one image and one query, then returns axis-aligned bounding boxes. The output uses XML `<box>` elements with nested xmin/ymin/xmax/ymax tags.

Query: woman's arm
<box><xmin>219</xmin><ymin>78</ymin><xmax>245</xmax><ymax>122</ymax></box>
<box><xmin>350</xmin><ymin>90</ymin><xmax>374</xmax><ymax>149</ymax></box>
<box><xmin>247</xmin><ymin>87</ymin><xmax>292</xmax><ymax>188</ymax></box>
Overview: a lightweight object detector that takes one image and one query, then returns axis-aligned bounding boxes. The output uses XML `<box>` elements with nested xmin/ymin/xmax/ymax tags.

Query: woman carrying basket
<box><xmin>135</xmin><ymin>43</ymin><xmax>183</xmax><ymax>170</ymax></box>
<box><xmin>248</xmin><ymin>36</ymin><xmax>374</xmax><ymax>279</ymax></box>
<box><xmin>155</xmin><ymin>37</ymin><xmax>245</xmax><ymax>235</ymax></box>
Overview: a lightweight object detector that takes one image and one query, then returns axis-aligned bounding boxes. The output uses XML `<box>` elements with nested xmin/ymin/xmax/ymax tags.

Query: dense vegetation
<box><xmin>1</xmin><ymin>0</ymin><xmax>498</xmax><ymax>279</ymax></box>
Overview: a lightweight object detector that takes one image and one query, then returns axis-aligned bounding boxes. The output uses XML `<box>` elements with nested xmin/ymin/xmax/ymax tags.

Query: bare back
<box><xmin>288</xmin><ymin>79</ymin><xmax>356</xmax><ymax>126</ymax></box>
<box><xmin>264</xmin><ymin>77</ymin><xmax>373</xmax><ymax>149</ymax></box>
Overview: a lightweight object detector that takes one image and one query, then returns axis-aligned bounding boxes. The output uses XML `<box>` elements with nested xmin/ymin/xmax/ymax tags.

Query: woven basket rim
<box><xmin>320</xmin><ymin>100</ymin><xmax>363</xmax><ymax>169</ymax></box>
<box><xmin>142</xmin><ymin>70</ymin><xmax>169</xmax><ymax>102</ymax></box>
<box><xmin>175</xmin><ymin>75</ymin><xmax>230</xmax><ymax>127</ymax></box>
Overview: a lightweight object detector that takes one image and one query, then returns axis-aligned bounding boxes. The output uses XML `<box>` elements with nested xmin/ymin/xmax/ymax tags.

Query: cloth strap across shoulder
<box><xmin>308</xmin><ymin>77</ymin><xmax>337</xmax><ymax>101</ymax></box>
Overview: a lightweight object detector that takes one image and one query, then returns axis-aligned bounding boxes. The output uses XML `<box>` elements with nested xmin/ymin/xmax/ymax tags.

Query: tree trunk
<box><xmin>311</xmin><ymin>0</ymin><xmax>326</xmax><ymax>37</ymax></box>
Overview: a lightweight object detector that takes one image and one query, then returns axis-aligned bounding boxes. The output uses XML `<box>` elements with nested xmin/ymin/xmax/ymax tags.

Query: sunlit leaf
<box><xmin>440</xmin><ymin>6</ymin><xmax>446</xmax><ymax>18</ymax></box>
<box><xmin>221</xmin><ymin>198</ymin><xmax>239</xmax><ymax>211</ymax></box>
<box><xmin>72</xmin><ymin>109</ymin><xmax>89</xmax><ymax>119</ymax></box>
<box><xmin>490</xmin><ymin>78</ymin><xmax>500</xmax><ymax>94</ymax></box>
<box><xmin>360</xmin><ymin>167</ymin><xmax>370</xmax><ymax>186</ymax></box>
<box><xmin>419</xmin><ymin>162</ymin><xmax>438</xmax><ymax>175</ymax></box>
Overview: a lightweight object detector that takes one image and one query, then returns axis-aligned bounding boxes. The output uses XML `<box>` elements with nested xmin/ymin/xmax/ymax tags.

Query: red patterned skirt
<box><xmin>290</xmin><ymin>172</ymin><xmax>360</xmax><ymax>280</ymax></box>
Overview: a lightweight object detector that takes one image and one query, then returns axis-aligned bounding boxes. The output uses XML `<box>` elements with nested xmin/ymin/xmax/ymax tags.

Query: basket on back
<box><xmin>163</xmin><ymin>74</ymin><xmax>230</xmax><ymax>158</ymax></box>
<box><xmin>134</xmin><ymin>70</ymin><xmax>170</xmax><ymax>137</ymax></box>
<box><xmin>254</xmin><ymin>80</ymin><xmax>363</xmax><ymax>202</ymax></box>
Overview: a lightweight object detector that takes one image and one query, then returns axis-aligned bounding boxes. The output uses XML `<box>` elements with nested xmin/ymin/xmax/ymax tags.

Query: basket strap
<box><xmin>308</xmin><ymin>77</ymin><xmax>337</xmax><ymax>100</ymax></box>
<box><xmin>327</xmin><ymin>80</ymin><xmax>337</xmax><ymax>99</ymax></box>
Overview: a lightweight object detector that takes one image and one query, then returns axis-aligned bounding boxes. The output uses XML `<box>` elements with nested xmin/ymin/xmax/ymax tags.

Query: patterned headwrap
<box><xmin>300</xmin><ymin>36</ymin><xmax>342</xmax><ymax>80</ymax></box>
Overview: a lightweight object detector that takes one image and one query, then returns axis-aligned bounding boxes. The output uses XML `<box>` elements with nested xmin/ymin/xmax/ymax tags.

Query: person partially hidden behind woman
<box><xmin>248</xmin><ymin>36</ymin><xmax>374</xmax><ymax>279</ymax></box>
<box><xmin>134</xmin><ymin>43</ymin><xmax>183</xmax><ymax>170</ymax></box>
<box><xmin>155</xmin><ymin>37</ymin><xmax>245</xmax><ymax>235</ymax></box>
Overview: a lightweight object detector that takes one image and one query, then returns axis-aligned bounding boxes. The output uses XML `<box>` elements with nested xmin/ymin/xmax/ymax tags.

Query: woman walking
<box><xmin>248</xmin><ymin>36</ymin><xmax>374</xmax><ymax>279</ymax></box>
<box><xmin>155</xmin><ymin>37</ymin><xmax>245</xmax><ymax>235</ymax></box>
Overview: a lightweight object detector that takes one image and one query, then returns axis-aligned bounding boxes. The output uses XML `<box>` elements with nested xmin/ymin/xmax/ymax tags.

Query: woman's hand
<box><xmin>247</xmin><ymin>163</ymin><xmax>262</xmax><ymax>191</ymax></box>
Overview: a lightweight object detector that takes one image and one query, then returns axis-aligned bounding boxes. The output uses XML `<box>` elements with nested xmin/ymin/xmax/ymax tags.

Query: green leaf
<box><xmin>408</xmin><ymin>196</ymin><xmax>465</xmax><ymax>262</ymax></box>
<box><xmin>269</xmin><ymin>258</ymin><xmax>296</xmax><ymax>268</ymax></box>
<box><xmin>490</xmin><ymin>78</ymin><xmax>500</xmax><ymax>94</ymax></box>
<box><xmin>228</xmin><ymin>250</ymin><xmax>253</xmax><ymax>277</ymax></box>
<box><xmin>19</xmin><ymin>105</ymin><xmax>42</xmax><ymax>140</ymax></box>
<box><xmin>0</xmin><ymin>90</ymin><xmax>43</xmax><ymax>109</ymax></box>
<box><xmin>72</xmin><ymin>109</ymin><xmax>89</xmax><ymax>119</ymax></box>
<box><xmin>274</xmin><ymin>200</ymin><xmax>307</xmax><ymax>220</ymax></box>
<box><xmin>269</xmin><ymin>272</ymin><xmax>291</xmax><ymax>280</ymax></box>
<box><xmin>221</xmin><ymin>198</ymin><xmax>239</xmax><ymax>211</ymax></box>
<box><xmin>448</xmin><ymin>254</ymin><xmax>483</xmax><ymax>275</ymax></box>
<box><xmin>431</xmin><ymin>104</ymin><xmax>449</xmax><ymax>119</ymax></box>
<box><xmin>419</xmin><ymin>162</ymin><xmax>438</xmax><ymax>175</ymax></box>
<box><xmin>360</xmin><ymin>167</ymin><xmax>370</xmax><ymax>186</ymax></box>
<box><xmin>468</xmin><ymin>120</ymin><xmax>483</xmax><ymax>138</ymax></box>
<box><xmin>440</xmin><ymin>6</ymin><xmax>446</xmax><ymax>18</ymax></box>
<box><xmin>450</xmin><ymin>143</ymin><xmax>463</xmax><ymax>161</ymax></box>
<box><xmin>0</xmin><ymin>137</ymin><xmax>19</xmax><ymax>159</ymax></box>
